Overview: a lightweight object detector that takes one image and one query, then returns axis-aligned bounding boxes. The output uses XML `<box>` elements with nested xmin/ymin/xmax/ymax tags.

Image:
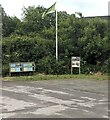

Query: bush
<box><xmin>2</xmin><ymin>34</ymin><xmax>109</xmax><ymax>76</ymax></box>
<box><xmin>36</xmin><ymin>56</ymin><xmax>68</xmax><ymax>75</ymax></box>
<box><xmin>2</xmin><ymin>64</ymin><xmax>9</xmax><ymax>77</ymax></box>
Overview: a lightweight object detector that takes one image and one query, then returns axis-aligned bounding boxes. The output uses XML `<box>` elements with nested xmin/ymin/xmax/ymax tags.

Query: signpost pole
<box><xmin>71</xmin><ymin>57</ymin><xmax>72</xmax><ymax>74</ymax></box>
<box><xmin>79</xmin><ymin>58</ymin><xmax>80</xmax><ymax>74</ymax></box>
<box><xmin>79</xmin><ymin>64</ymin><xmax>80</xmax><ymax>74</ymax></box>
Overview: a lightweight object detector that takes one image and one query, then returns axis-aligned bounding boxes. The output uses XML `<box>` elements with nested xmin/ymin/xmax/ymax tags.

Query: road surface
<box><xmin>0</xmin><ymin>79</ymin><xmax>108</xmax><ymax>118</ymax></box>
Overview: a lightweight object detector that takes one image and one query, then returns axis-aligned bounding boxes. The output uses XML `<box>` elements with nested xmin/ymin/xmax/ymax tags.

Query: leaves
<box><xmin>2</xmin><ymin>5</ymin><xmax>109</xmax><ymax>75</ymax></box>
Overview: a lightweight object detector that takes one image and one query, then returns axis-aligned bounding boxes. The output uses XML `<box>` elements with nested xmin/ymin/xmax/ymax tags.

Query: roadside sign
<box><xmin>9</xmin><ymin>62</ymin><xmax>35</xmax><ymax>76</ymax></box>
<box><xmin>71</xmin><ymin>57</ymin><xmax>80</xmax><ymax>74</ymax></box>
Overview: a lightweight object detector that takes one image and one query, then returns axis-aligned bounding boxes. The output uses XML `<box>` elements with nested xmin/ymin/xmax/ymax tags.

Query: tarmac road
<box><xmin>0</xmin><ymin>79</ymin><xmax>108</xmax><ymax>118</ymax></box>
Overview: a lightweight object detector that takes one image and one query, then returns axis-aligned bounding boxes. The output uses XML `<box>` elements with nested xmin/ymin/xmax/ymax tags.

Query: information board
<box><xmin>9</xmin><ymin>62</ymin><xmax>35</xmax><ymax>73</ymax></box>
<box><xmin>71</xmin><ymin>57</ymin><xmax>80</xmax><ymax>74</ymax></box>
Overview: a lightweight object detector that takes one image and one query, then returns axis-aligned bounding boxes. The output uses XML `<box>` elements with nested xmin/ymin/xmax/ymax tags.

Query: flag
<box><xmin>75</xmin><ymin>12</ymin><xmax>82</xmax><ymax>18</ymax></box>
<box><xmin>42</xmin><ymin>2</ymin><xmax>56</xmax><ymax>19</ymax></box>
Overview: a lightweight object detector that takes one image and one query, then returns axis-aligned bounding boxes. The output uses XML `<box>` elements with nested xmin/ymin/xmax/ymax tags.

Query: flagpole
<box><xmin>56</xmin><ymin>9</ymin><xmax>58</xmax><ymax>61</ymax></box>
<box><xmin>42</xmin><ymin>2</ymin><xmax>57</xmax><ymax>60</ymax></box>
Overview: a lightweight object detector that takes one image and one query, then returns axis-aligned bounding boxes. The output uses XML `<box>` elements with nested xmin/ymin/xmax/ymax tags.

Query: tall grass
<box><xmin>3</xmin><ymin>74</ymin><xmax>108</xmax><ymax>81</ymax></box>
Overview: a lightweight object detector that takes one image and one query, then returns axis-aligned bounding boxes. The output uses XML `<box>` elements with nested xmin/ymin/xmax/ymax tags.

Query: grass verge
<box><xmin>2</xmin><ymin>74</ymin><xmax>109</xmax><ymax>81</ymax></box>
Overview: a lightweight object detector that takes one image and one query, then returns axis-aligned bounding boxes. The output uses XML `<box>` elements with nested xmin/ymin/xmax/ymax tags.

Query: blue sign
<box><xmin>9</xmin><ymin>62</ymin><xmax>35</xmax><ymax>73</ymax></box>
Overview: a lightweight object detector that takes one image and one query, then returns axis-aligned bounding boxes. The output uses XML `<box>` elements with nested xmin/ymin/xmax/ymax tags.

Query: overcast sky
<box><xmin>0</xmin><ymin>0</ymin><xmax>109</xmax><ymax>19</ymax></box>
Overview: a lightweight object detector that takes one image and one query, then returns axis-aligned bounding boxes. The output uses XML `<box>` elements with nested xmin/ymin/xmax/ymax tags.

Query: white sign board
<box><xmin>71</xmin><ymin>57</ymin><xmax>80</xmax><ymax>67</ymax></box>
<box><xmin>71</xmin><ymin>57</ymin><xmax>80</xmax><ymax>74</ymax></box>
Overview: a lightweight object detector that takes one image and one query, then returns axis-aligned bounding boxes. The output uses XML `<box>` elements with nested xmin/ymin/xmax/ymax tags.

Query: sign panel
<box><xmin>23</xmin><ymin>67</ymin><xmax>33</xmax><ymax>72</ymax></box>
<box><xmin>71</xmin><ymin>57</ymin><xmax>80</xmax><ymax>67</ymax></box>
<box><xmin>9</xmin><ymin>62</ymin><xmax>35</xmax><ymax>73</ymax></box>
<box><xmin>71</xmin><ymin>57</ymin><xmax>80</xmax><ymax>74</ymax></box>
<box><xmin>10</xmin><ymin>68</ymin><xmax>16</xmax><ymax>72</ymax></box>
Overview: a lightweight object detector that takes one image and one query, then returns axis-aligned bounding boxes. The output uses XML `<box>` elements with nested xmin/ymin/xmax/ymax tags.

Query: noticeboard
<box><xmin>71</xmin><ymin>57</ymin><xmax>80</xmax><ymax>68</ymax></box>
<box><xmin>9</xmin><ymin>62</ymin><xmax>35</xmax><ymax>73</ymax></box>
<box><xmin>71</xmin><ymin>57</ymin><xmax>80</xmax><ymax>74</ymax></box>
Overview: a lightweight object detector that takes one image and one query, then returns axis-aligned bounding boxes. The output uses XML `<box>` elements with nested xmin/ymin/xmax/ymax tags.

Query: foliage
<box><xmin>2</xmin><ymin>7</ymin><xmax>21</xmax><ymax>37</ymax></box>
<box><xmin>2</xmin><ymin>5</ymin><xmax>110</xmax><ymax>76</ymax></box>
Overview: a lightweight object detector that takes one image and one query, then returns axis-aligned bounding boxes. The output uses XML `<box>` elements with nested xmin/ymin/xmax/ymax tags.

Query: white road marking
<box><xmin>77</xmin><ymin>101</ymin><xmax>95</xmax><ymax>108</ymax></box>
<box><xmin>81</xmin><ymin>97</ymin><xmax>96</xmax><ymax>101</ymax></box>
<box><xmin>71</xmin><ymin>99</ymin><xmax>85</xmax><ymax>102</ymax></box>
<box><xmin>42</xmin><ymin>89</ymin><xmax>69</xmax><ymax>95</ymax></box>
<box><xmin>30</xmin><ymin>105</ymin><xmax>69</xmax><ymax>115</ymax></box>
<box><xmin>103</xmin><ymin>115</ymin><xmax>108</xmax><ymax>118</ymax></box>
<box><xmin>0</xmin><ymin>112</ymin><xmax>16</xmax><ymax>118</ymax></box>
<box><xmin>1</xmin><ymin>86</ymin><xmax>69</xmax><ymax>95</ymax></box>
<box><xmin>29</xmin><ymin>93</ymin><xmax>74</xmax><ymax>106</ymax></box>
<box><xmin>2</xmin><ymin>96</ymin><xmax>36</xmax><ymax>112</ymax></box>
<box><xmin>82</xmin><ymin>110</ymin><xmax>89</xmax><ymax>112</ymax></box>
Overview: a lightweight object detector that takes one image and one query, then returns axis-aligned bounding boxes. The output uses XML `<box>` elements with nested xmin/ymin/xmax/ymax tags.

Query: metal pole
<box><xmin>0</xmin><ymin>5</ymin><xmax>2</xmax><ymax>77</ymax></box>
<box><xmin>79</xmin><ymin>58</ymin><xmax>81</xmax><ymax>74</ymax></box>
<box><xmin>56</xmin><ymin>10</ymin><xmax>58</xmax><ymax>61</ymax></box>
<box><xmin>71</xmin><ymin>57</ymin><xmax>72</xmax><ymax>74</ymax></box>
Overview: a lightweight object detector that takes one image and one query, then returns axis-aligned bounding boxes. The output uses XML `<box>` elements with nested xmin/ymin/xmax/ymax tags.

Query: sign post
<box><xmin>71</xmin><ymin>57</ymin><xmax>80</xmax><ymax>74</ymax></box>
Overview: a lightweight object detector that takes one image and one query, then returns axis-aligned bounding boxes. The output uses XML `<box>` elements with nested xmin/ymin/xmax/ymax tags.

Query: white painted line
<box><xmin>42</xmin><ymin>89</ymin><xmax>69</xmax><ymax>95</ymax></box>
<box><xmin>0</xmin><ymin>112</ymin><xmax>16</xmax><ymax>118</ymax></box>
<box><xmin>29</xmin><ymin>93</ymin><xmax>75</xmax><ymax>106</ymax></box>
<box><xmin>2</xmin><ymin>96</ymin><xmax>36</xmax><ymax>112</ymax></box>
<box><xmin>81</xmin><ymin>97</ymin><xmax>96</xmax><ymax>101</ymax></box>
<box><xmin>103</xmin><ymin>115</ymin><xmax>108</xmax><ymax>118</ymax></box>
<box><xmin>30</xmin><ymin>105</ymin><xmax>69</xmax><ymax>115</ymax></box>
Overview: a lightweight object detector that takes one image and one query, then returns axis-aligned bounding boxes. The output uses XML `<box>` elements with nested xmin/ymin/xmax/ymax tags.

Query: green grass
<box><xmin>2</xmin><ymin>74</ymin><xmax>109</xmax><ymax>81</ymax></box>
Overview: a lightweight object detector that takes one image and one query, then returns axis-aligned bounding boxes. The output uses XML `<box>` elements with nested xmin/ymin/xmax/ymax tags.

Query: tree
<box><xmin>2</xmin><ymin>6</ymin><xmax>21</xmax><ymax>37</ymax></box>
<box><xmin>2</xmin><ymin>5</ymin><xmax>109</xmax><ymax>75</ymax></box>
